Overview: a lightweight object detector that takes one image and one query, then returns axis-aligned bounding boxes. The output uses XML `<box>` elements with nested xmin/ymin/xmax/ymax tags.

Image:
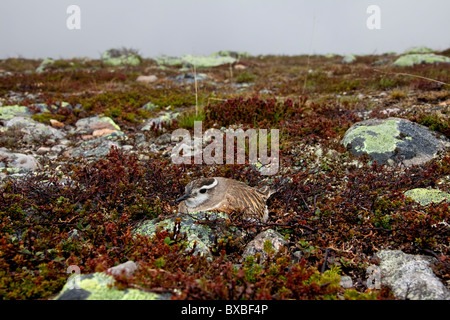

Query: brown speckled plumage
<box><xmin>176</xmin><ymin>177</ymin><xmax>274</xmax><ymax>222</ymax></box>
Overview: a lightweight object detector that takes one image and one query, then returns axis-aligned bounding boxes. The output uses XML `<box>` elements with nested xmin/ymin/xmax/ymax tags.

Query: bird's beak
<box><xmin>175</xmin><ymin>193</ymin><xmax>189</xmax><ymax>203</ymax></box>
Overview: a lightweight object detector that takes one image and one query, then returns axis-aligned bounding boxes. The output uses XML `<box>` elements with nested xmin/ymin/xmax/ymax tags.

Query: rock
<box><xmin>141</xmin><ymin>111</ymin><xmax>179</xmax><ymax>131</ymax></box>
<box><xmin>173</xmin><ymin>72</ymin><xmax>208</xmax><ymax>84</ymax></box>
<box><xmin>54</xmin><ymin>272</ymin><xmax>169</xmax><ymax>300</ymax></box>
<box><xmin>342</xmin><ymin>54</ymin><xmax>356</xmax><ymax>64</ymax></box>
<box><xmin>215</xmin><ymin>50</ymin><xmax>250</xmax><ymax>59</ymax></box>
<box><xmin>375</xmin><ymin>250</ymin><xmax>449</xmax><ymax>300</ymax></box>
<box><xmin>49</xmin><ymin>119</ymin><xmax>65</xmax><ymax>129</ymax></box>
<box><xmin>36</xmin><ymin>146</ymin><xmax>51</xmax><ymax>155</ymax></box>
<box><xmin>404</xmin><ymin>46</ymin><xmax>434</xmax><ymax>54</ymax></box>
<box><xmin>75</xmin><ymin>115</ymin><xmax>121</xmax><ymax>132</ymax></box>
<box><xmin>121</xmin><ymin>145</ymin><xmax>134</xmax><ymax>152</ymax></box>
<box><xmin>155</xmin><ymin>133</ymin><xmax>172</xmax><ymax>145</ymax></box>
<box><xmin>342</xmin><ymin>117</ymin><xmax>450</xmax><ymax>166</ymax></box>
<box><xmin>404</xmin><ymin>188</ymin><xmax>450</xmax><ymax>206</ymax></box>
<box><xmin>372</xmin><ymin>58</ymin><xmax>391</xmax><ymax>66</ymax></box>
<box><xmin>93</xmin><ymin>128</ymin><xmax>119</xmax><ymax>138</ymax></box>
<box><xmin>133</xmin><ymin>211</ymin><xmax>235</xmax><ymax>258</ymax></box>
<box><xmin>242</xmin><ymin>229</ymin><xmax>287</xmax><ymax>262</ymax></box>
<box><xmin>71</xmin><ymin>139</ymin><xmax>121</xmax><ymax>159</ymax></box>
<box><xmin>154</xmin><ymin>56</ymin><xmax>183</xmax><ymax>67</ymax></box>
<box><xmin>393</xmin><ymin>54</ymin><xmax>450</xmax><ymax>67</ymax></box>
<box><xmin>155</xmin><ymin>53</ymin><xmax>236</xmax><ymax>69</ymax></box>
<box><xmin>36</xmin><ymin>58</ymin><xmax>55</xmax><ymax>73</ymax></box>
<box><xmin>0</xmin><ymin>105</ymin><xmax>31</xmax><ymax>120</ymax></box>
<box><xmin>234</xmin><ymin>64</ymin><xmax>247</xmax><ymax>70</ymax></box>
<box><xmin>4</xmin><ymin>117</ymin><xmax>66</xmax><ymax>143</ymax></box>
<box><xmin>0</xmin><ymin>147</ymin><xmax>39</xmax><ymax>172</ymax></box>
<box><xmin>339</xmin><ymin>276</ymin><xmax>354</xmax><ymax>289</ymax></box>
<box><xmin>101</xmin><ymin>48</ymin><xmax>141</xmax><ymax>66</ymax></box>
<box><xmin>141</xmin><ymin>101</ymin><xmax>159</xmax><ymax>112</ymax></box>
<box><xmin>107</xmin><ymin>261</ymin><xmax>138</xmax><ymax>278</ymax></box>
<box><xmin>181</xmin><ymin>54</ymin><xmax>236</xmax><ymax>68</ymax></box>
<box><xmin>136</xmin><ymin>75</ymin><xmax>158</xmax><ymax>83</ymax></box>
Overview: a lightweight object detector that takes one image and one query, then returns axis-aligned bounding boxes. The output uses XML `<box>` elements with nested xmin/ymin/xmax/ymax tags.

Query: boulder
<box><xmin>404</xmin><ymin>46</ymin><xmax>434</xmax><ymax>54</ymax></box>
<box><xmin>342</xmin><ymin>54</ymin><xmax>356</xmax><ymax>64</ymax></box>
<box><xmin>404</xmin><ymin>188</ymin><xmax>450</xmax><ymax>206</ymax></box>
<box><xmin>0</xmin><ymin>105</ymin><xmax>31</xmax><ymax>120</ymax></box>
<box><xmin>0</xmin><ymin>147</ymin><xmax>39</xmax><ymax>172</ymax></box>
<box><xmin>140</xmin><ymin>101</ymin><xmax>159</xmax><ymax>112</ymax></box>
<box><xmin>214</xmin><ymin>50</ymin><xmax>250</xmax><ymax>59</ymax></box>
<box><xmin>36</xmin><ymin>58</ymin><xmax>55</xmax><ymax>73</ymax></box>
<box><xmin>342</xmin><ymin>117</ymin><xmax>450</xmax><ymax>166</ymax></box>
<box><xmin>155</xmin><ymin>53</ymin><xmax>237</xmax><ymax>69</ymax></box>
<box><xmin>154</xmin><ymin>56</ymin><xmax>183</xmax><ymax>67</ymax></box>
<box><xmin>141</xmin><ymin>111</ymin><xmax>179</xmax><ymax>131</ymax></box>
<box><xmin>75</xmin><ymin>115</ymin><xmax>121</xmax><ymax>132</ymax></box>
<box><xmin>375</xmin><ymin>250</ymin><xmax>449</xmax><ymax>300</ymax></box>
<box><xmin>181</xmin><ymin>54</ymin><xmax>236</xmax><ymax>68</ymax></box>
<box><xmin>136</xmin><ymin>75</ymin><xmax>158</xmax><ymax>84</ymax></box>
<box><xmin>101</xmin><ymin>48</ymin><xmax>141</xmax><ymax>66</ymax></box>
<box><xmin>393</xmin><ymin>54</ymin><xmax>450</xmax><ymax>67</ymax></box>
<box><xmin>71</xmin><ymin>139</ymin><xmax>122</xmax><ymax>158</ymax></box>
<box><xmin>107</xmin><ymin>261</ymin><xmax>138</xmax><ymax>278</ymax></box>
<box><xmin>173</xmin><ymin>72</ymin><xmax>208</xmax><ymax>84</ymax></box>
<box><xmin>54</xmin><ymin>272</ymin><xmax>169</xmax><ymax>300</ymax></box>
<box><xmin>242</xmin><ymin>229</ymin><xmax>287</xmax><ymax>262</ymax></box>
<box><xmin>133</xmin><ymin>211</ymin><xmax>235</xmax><ymax>258</ymax></box>
<box><xmin>4</xmin><ymin>116</ymin><xmax>66</xmax><ymax>143</ymax></box>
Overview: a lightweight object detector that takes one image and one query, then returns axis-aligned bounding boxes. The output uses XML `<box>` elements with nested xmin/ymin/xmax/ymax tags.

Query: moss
<box><xmin>32</xmin><ymin>112</ymin><xmax>66</xmax><ymax>124</ymax></box>
<box><xmin>236</xmin><ymin>72</ymin><xmax>256</xmax><ymax>83</ymax></box>
<box><xmin>177</xmin><ymin>109</ymin><xmax>205</xmax><ymax>129</ymax></box>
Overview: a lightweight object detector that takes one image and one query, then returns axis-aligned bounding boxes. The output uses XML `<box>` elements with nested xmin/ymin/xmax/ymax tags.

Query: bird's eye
<box><xmin>199</xmin><ymin>189</ymin><xmax>206</xmax><ymax>194</ymax></box>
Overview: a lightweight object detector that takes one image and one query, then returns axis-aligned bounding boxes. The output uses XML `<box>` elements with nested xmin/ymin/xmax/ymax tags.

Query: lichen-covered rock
<box><xmin>141</xmin><ymin>111</ymin><xmax>179</xmax><ymax>131</ymax></box>
<box><xmin>214</xmin><ymin>50</ymin><xmax>250</xmax><ymax>59</ymax></box>
<box><xmin>242</xmin><ymin>229</ymin><xmax>287</xmax><ymax>262</ymax></box>
<box><xmin>155</xmin><ymin>53</ymin><xmax>237</xmax><ymax>69</ymax></box>
<box><xmin>101</xmin><ymin>48</ymin><xmax>141</xmax><ymax>66</ymax></box>
<box><xmin>4</xmin><ymin>116</ymin><xmax>66</xmax><ymax>143</ymax></box>
<box><xmin>54</xmin><ymin>272</ymin><xmax>169</xmax><ymax>300</ymax></box>
<box><xmin>173</xmin><ymin>72</ymin><xmax>208</xmax><ymax>84</ymax></box>
<box><xmin>71</xmin><ymin>139</ymin><xmax>122</xmax><ymax>158</ymax></box>
<box><xmin>404</xmin><ymin>188</ymin><xmax>450</xmax><ymax>206</ymax></box>
<box><xmin>0</xmin><ymin>147</ymin><xmax>40</xmax><ymax>172</ymax></box>
<box><xmin>404</xmin><ymin>46</ymin><xmax>434</xmax><ymax>54</ymax></box>
<box><xmin>36</xmin><ymin>58</ymin><xmax>55</xmax><ymax>73</ymax></box>
<box><xmin>342</xmin><ymin>54</ymin><xmax>356</xmax><ymax>64</ymax></box>
<box><xmin>75</xmin><ymin>115</ymin><xmax>121</xmax><ymax>132</ymax></box>
<box><xmin>154</xmin><ymin>56</ymin><xmax>183</xmax><ymax>67</ymax></box>
<box><xmin>140</xmin><ymin>101</ymin><xmax>159</xmax><ymax>112</ymax></box>
<box><xmin>342</xmin><ymin>117</ymin><xmax>450</xmax><ymax>166</ymax></box>
<box><xmin>0</xmin><ymin>105</ymin><xmax>31</xmax><ymax>120</ymax></box>
<box><xmin>133</xmin><ymin>211</ymin><xmax>235</xmax><ymax>257</ymax></box>
<box><xmin>375</xmin><ymin>250</ymin><xmax>450</xmax><ymax>300</ymax></box>
<box><xmin>180</xmin><ymin>54</ymin><xmax>236</xmax><ymax>68</ymax></box>
<box><xmin>393</xmin><ymin>53</ymin><xmax>450</xmax><ymax>67</ymax></box>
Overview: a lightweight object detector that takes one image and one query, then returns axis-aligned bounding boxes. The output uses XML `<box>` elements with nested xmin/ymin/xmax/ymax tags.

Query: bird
<box><xmin>176</xmin><ymin>177</ymin><xmax>275</xmax><ymax>222</ymax></box>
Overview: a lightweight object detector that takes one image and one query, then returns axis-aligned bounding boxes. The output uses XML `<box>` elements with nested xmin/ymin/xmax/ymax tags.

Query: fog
<box><xmin>0</xmin><ymin>0</ymin><xmax>449</xmax><ymax>59</ymax></box>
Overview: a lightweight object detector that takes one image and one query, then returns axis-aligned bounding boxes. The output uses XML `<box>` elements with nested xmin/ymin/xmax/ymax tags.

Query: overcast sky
<box><xmin>0</xmin><ymin>0</ymin><xmax>449</xmax><ymax>59</ymax></box>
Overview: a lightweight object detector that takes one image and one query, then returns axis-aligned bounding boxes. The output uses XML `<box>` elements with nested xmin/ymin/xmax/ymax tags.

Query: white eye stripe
<box><xmin>201</xmin><ymin>178</ymin><xmax>218</xmax><ymax>190</ymax></box>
